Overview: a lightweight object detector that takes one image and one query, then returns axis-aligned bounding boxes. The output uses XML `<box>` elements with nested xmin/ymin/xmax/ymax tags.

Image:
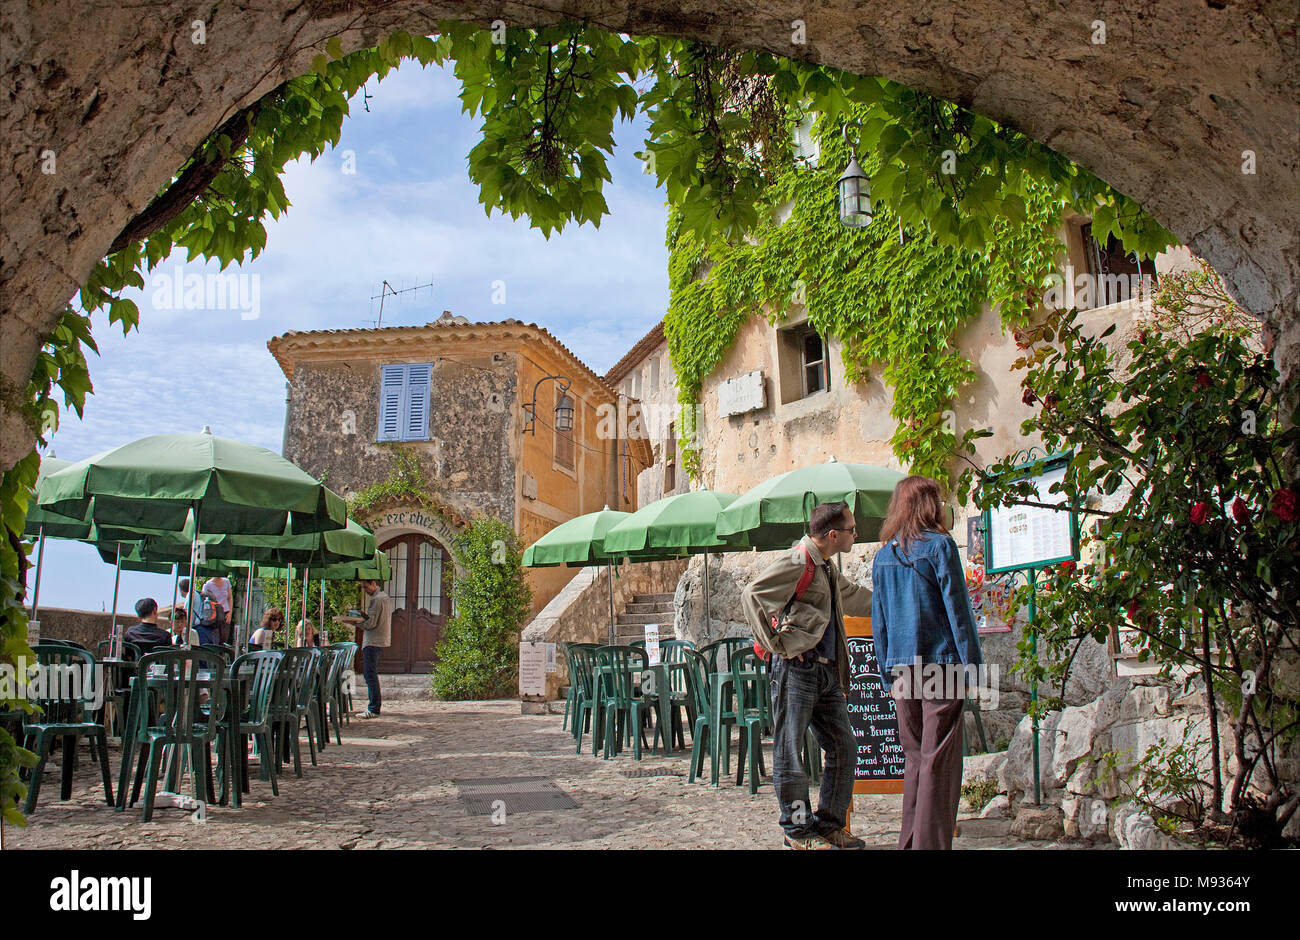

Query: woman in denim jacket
<box><xmin>871</xmin><ymin>475</ymin><xmax>982</xmax><ymax>849</ymax></box>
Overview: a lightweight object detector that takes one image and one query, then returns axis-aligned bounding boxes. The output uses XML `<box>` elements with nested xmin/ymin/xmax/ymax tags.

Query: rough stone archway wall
<box><xmin>2</xmin><ymin>1</ymin><xmax>1298</xmax><ymax>471</ymax></box>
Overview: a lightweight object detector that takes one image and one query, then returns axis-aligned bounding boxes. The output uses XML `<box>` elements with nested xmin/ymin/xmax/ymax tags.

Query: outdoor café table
<box><xmin>590</xmin><ymin>660</ymin><xmax>677</xmax><ymax>757</ymax></box>
<box><xmin>116</xmin><ymin>669</ymin><xmax>247</xmax><ymax>812</ymax></box>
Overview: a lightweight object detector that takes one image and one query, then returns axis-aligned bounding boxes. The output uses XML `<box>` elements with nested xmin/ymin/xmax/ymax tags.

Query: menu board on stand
<box><xmin>843</xmin><ymin>616</ymin><xmax>904</xmax><ymax>795</ymax></box>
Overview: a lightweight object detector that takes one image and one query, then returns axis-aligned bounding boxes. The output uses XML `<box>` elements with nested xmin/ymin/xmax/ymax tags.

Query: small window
<box><xmin>1081</xmin><ymin>222</ymin><xmax>1157</xmax><ymax>308</ymax></box>
<box><xmin>649</xmin><ymin>356</ymin><xmax>660</xmax><ymax>391</ymax></box>
<box><xmin>664</xmin><ymin>422</ymin><xmax>676</xmax><ymax>494</ymax></box>
<box><xmin>377</xmin><ymin>363</ymin><xmax>432</xmax><ymax>442</ymax></box>
<box><xmin>554</xmin><ymin>387</ymin><xmax>575</xmax><ymax>471</ymax></box>
<box><xmin>802</xmin><ymin>332</ymin><xmax>826</xmax><ymax>397</ymax></box>
<box><xmin>777</xmin><ymin>325</ymin><xmax>830</xmax><ymax>404</ymax></box>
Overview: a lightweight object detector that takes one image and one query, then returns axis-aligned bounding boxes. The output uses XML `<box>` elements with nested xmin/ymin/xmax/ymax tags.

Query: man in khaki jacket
<box><xmin>741</xmin><ymin>501</ymin><xmax>872</xmax><ymax>849</ymax></box>
<box><xmin>357</xmin><ymin>579</ymin><xmax>392</xmax><ymax>719</ymax></box>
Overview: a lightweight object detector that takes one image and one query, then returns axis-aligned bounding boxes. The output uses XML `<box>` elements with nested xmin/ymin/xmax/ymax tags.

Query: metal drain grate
<box><xmin>619</xmin><ymin>766</ymin><xmax>683</xmax><ymax>779</ymax></box>
<box><xmin>454</xmin><ymin>776</ymin><xmax>580</xmax><ymax>815</ymax></box>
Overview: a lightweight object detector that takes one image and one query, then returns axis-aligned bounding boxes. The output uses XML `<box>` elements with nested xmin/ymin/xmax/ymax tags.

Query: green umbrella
<box><xmin>715</xmin><ymin>457</ymin><xmax>908</xmax><ymax>549</ymax></box>
<box><xmin>38</xmin><ymin>431</ymin><xmax>347</xmax><ymax>537</ymax></box>
<box><xmin>601</xmin><ymin>490</ymin><xmax>739</xmax><ymax>556</ymax></box>
<box><xmin>522</xmin><ymin>507</ymin><xmax>631</xmax><ymax>645</ymax></box>
<box><xmin>603</xmin><ymin>490</ymin><xmax>740</xmax><ymax>642</ymax></box>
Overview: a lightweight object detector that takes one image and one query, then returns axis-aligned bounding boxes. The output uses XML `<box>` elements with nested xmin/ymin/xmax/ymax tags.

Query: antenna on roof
<box><xmin>369</xmin><ymin>276</ymin><xmax>435</xmax><ymax>328</ymax></box>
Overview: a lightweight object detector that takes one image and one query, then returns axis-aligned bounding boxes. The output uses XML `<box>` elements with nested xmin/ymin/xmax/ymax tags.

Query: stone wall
<box><xmin>30</xmin><ymin>606</ymin><xmax>186</xmax><ymax>651</ymax></box>
<box><xmin>521</xmin><ymin>557</ymin><xmax>688</xmax><ymax>700</ymax></box>
<box><xmin>285</xmin><ymin>357</ymin><xmax>516</xmax><ymax>524</ymax></box>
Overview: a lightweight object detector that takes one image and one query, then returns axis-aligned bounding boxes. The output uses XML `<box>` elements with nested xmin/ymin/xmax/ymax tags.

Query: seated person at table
<box><xmin>248</xmin><ymin>608</ymin><xmax>283</xmax><ymax>651</ymax></box>
<box><xmin>294</xmin><ymin>619</ymin><xmax>320</xmax><ymax>648</ymax></box>
<box><xmin>124</xmin><ymin>598</ymin><xmax>173</xmax><ymax>655</ymax></box>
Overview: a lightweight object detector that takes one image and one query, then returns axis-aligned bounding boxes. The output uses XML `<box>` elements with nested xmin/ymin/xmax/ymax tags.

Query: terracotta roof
<box><xmin>267</xmin><ymin>317</ymin><xmax>615</xmax><ymax>395</ymax></box>
<box><xmin>604</xmin><ymin>320</ymin><xmax>666</xmax><ymax>386</ymax></box>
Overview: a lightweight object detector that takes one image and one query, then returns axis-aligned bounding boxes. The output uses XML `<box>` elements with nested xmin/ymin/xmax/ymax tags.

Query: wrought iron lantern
<box><xmin>837</xmin><ymin>124</ymin><xmax>873</xmax><ymax>229</ymax></box>
<box><xmin>523</xmin><ymin>374</ymin><xmax>574</xmax><ymax>435</ymax></box>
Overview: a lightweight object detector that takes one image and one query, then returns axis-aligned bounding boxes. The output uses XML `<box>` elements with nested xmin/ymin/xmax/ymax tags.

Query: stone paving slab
<box><xmin>6</xmin><ymin>700</ymin><xmax>1080</xmax><ymax>850</ymax></box>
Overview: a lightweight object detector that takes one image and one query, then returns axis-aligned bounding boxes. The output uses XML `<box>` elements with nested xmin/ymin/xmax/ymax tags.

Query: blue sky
<box><xmin>36</xmin><ymin>59</ymin><xmax>670</xmax><ymax>615</ymax></box>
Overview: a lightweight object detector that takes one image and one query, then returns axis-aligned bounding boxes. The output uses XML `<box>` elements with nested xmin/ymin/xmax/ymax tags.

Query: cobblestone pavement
<box><xmin>8</xmin><ymin>700</ymin><xmax>1079</xmax><ymax>850</ymax></box>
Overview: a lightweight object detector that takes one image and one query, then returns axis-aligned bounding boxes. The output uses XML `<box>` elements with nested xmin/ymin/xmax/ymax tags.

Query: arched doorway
<box><xmin>378</xmin><ymin>533</ymin><xmax>453</xmax><ymax>674</ymax></box>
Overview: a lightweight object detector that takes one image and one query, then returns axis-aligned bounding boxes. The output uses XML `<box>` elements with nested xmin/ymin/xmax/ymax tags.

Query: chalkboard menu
<box><xmin>843</xmin><ymin>616</ymin><xmax>905</xmax><ymax>793</ymax></box>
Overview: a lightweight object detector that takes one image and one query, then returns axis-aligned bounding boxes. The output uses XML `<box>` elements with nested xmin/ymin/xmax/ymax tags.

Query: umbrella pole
<box><xmin>703</xmin><ymin>551</ymin><xmax>712</xmax><ymax>642</ymax></box>
<box><xmin>607</xmin><ymin>560</ymin><xmax>616</xmax><ymax>647</ymax></box>
<box><xmin>319</xmin><ymin>578</ymin><xmax>326</xmax><ymax>643</ymax></box>
<box><xmin>29</xmin><ymin>525</ymin><xmax>47</xmax><ymax>623</ymax></box>
<box><xmin>286</xmin><ymin>564</ymin><xmax>294</xmax><ymax>648</ymax></box>
<box><xmin>301</xmin><ymin>568</ymin><xmax>309</xmax><ymax>638</ymax></box>
<box><xmin>243</xmin><ymin>555</ymin><xmax>255</xmax><ymax>655</ymax></box>
<box><xmin>108</xmin><ymin>542</ymin><xmax>123</xmax><ymax>657</ymax></box>
<box><xmin>186</xmin><ymin>504</ymin><xmax>201</xmax><ymax>649</ymax></box>
<box><xmin>171</xmin><ymin>564</ymin><xmax>181</xmax><ymax>641</ymax></box>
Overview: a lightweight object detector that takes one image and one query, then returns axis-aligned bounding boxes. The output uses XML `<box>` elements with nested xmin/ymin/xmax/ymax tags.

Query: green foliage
<box><xmin>432</xmin><ymin>517</ymin><xmax>531</xmax><ymax>700</ymax></box>
<box><xmin>973</xmin><ymin>264</ymin><xmax>1298</xmax><ymax>831</ymax></box>
<box><xmin>1098</xmin><ymin>721</ymin><xmax>1217</xmax><ymax>833</ymax></box>
<box><xmin>664</xmin><ymin>105</ymin><xmax>1077</xmax><ymax>486</ymax></box>
<box><xmin>258</xmin><ymin>577</ymin><xmax>360</xmax><ymax>645</ymax></box>
<box><xmin>349</xmin><ymin>448</ymin><xmax>436</xmax><ymax>517</ymax></box>
<box><xmin>961</xmin><ymin>777</ymin><xmax>1000</xmax><ymax>813</ymax></box>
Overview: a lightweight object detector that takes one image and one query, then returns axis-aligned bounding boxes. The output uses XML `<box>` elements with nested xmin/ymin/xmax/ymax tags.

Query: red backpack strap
<box><xmin>756</xmin><ymin>546</ymin><xmax>819</xmax><ymax>664</ymax></box>
<box><xmin>793</xmin><ymin>545</ymin><xmax>817</xmax><ymax>599</ymax></box>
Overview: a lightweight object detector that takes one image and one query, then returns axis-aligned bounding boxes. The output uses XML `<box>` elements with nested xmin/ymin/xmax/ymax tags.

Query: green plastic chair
<box><xmin>567</xmin><ymin>645</ymin><xmax>602</xmax><ymax>754</ymax></box>
<box><xmin>696</xmin><ymin>639</ymin><xmax>748</xmax><ymax>782</ymax></box>
<box><xmin>322</xmin><ymin>644</ymin><xmax>357</xmax><ymax>746</ymax></box>
<box><xmin>683</xmin><ymin>649</ymin><xmax>716</xmax><ymax>784</ymax></box>
<box><xmin>220</xmin><ymin>650</ymin><xmax>282</xmax><ymax>801</ymax></box>
<box><xmin>560</xmin><ymin>643</ymin><xmax>600</xmax><ymax>733</ymax></box>
<box><xmin>20</xmin><ymin>644</ymin><xmax>114</xmax><ymax>814</ymax></box>
<box><xmin>593</xmin><ymin>645</ymin><xmax>650</xmax><ymax>760</ymax></box>
<box><xmin>268</xmin><ymin>649</ymin><xmax>321</xmax><ymax>777</ymax></box>
<box><xmin>656</xmin><ymin>639</ymin><xmax>696</xmax><ymax>749</ymax></box>
<box><xmin>120</xmin><ymin>649</ymin><xmax>225</xmax><ymax>821</ymax></box>
<box><xmin>731</xmin><ymin>649</ymin><xmax>772</xmax><ymax>794</ymax></box>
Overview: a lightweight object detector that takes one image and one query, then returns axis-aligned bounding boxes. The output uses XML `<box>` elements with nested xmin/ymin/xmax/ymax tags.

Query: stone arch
<box><xmin>2</xmin><ymin>1</ymin><xmax>1297</xmax><ymax>468</ymax></box>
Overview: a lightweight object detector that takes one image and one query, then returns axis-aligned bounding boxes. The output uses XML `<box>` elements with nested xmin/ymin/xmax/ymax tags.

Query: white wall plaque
<box><xmin>519</xmin><ymin>642</ymin><xmax>547</xmax><ymax>696</ymax></box>
<box><xmin>717</xmin><ymin>370</ymin><xmax>766</xmax><ymax>418</ymax></box>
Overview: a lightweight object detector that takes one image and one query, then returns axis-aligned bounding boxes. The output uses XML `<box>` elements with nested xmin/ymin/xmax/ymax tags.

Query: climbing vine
<box><xmin>664</xmin><ymin>92</ymin><xmax>1168</xmax><ymax>486</ymax></box>
<box><xmin>348</xmin><ymin>447</ymin><xmax>463</xmax><ymax>525</ymax></box>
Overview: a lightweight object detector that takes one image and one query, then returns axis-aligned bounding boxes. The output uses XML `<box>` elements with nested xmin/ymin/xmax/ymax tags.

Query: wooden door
<box><xmin>377</xmin><ymin>534</ymin><xmax>452</xmax><ymax>673</ymax></box>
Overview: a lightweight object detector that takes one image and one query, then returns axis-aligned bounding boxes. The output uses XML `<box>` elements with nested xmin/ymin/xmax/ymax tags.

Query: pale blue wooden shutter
<box><xmin>405</xmin><ymin>363</ymin><xmax>431</xmax><ymax>441</ymax></box>
<box><xmin>378</xmin><ymin>365</ymin><xmax>405</xmax><ymax>441</ymax></box>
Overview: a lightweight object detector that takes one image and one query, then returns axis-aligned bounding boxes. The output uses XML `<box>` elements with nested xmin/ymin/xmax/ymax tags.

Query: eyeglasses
<box><xmin>831</xmin><ymin>524</ymin><xmax>857</xmax><ymax>533</ymax></box>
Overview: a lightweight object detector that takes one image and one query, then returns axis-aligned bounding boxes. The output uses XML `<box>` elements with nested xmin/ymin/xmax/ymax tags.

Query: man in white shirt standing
<box><xmin>201</xmin><ymin>575</ymin><xmax>233</xmax><ymax>644</ymax></box>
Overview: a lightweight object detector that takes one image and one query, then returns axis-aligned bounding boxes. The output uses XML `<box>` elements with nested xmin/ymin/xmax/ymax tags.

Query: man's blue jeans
<box><xmin>770</xmin><ymin>656</ymin><xmax>855</xmax><ymax>838</ymax></box>
<box><xmin>362</xmin><ymin>646</ymin><xmax>382</xmax><ymax>715</ymax></box>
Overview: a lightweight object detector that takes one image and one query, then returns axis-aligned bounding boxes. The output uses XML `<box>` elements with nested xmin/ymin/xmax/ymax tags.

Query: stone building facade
<box><xmin>268</xmin><ymin>311</ymin><xmax>627</xmax><ymax>672</ymax></box>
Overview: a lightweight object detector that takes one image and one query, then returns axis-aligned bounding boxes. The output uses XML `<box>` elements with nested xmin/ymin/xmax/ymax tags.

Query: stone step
<box><xmin>624</xmin><ymin>602</ymin><xmax>674</xmax><ymax>614</ymax></box>
<box><xmin>617</xmin><ymin>612</ymin><xmax>672</xmax><ymax>625</ymax></box>
<box><xmin>355</xmin><ymin>673</ymin><xmax>435</xmax><ymax>701</ymax></box>
<box><xmin>632</xmin><ymin>593</ymin><xmax>675</xmax><ymax>605</ymax></box>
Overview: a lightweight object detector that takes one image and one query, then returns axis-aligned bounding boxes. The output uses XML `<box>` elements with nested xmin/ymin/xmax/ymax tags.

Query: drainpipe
<box><xmin>281</xmin><ymin>381</ymin><xmax>292</xmax><ymax>456</ymax></box>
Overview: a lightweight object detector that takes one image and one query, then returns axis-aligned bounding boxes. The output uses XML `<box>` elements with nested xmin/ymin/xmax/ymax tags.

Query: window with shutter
<box><xmin>378</xmin><ymin>365</ymin><xmax>405</xmax><ymax>441</ymax></box>
<box><xmin>405</xmin><ymin>363</ymin><xmax>431</xmax><ymax>441</ymax></box>
<box><xmin>377</xmin><ymin>363</ymin><xmax>433</xmax><ymax>442</ymax></box>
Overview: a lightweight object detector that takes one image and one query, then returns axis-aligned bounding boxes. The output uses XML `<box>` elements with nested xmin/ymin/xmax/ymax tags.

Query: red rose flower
<box><xmin>1126</xmin><ymin>600</ymin><xmax>1140</xmax><ymax>622</ymax></box>
<box><xmin>1136</xmin><ymin>330</ymin><xmax>1148</xmax><ymax>344</ymax></box>
<box><xmin>1195</xmin><ymin>372</ymin><xmax>1212</xmax><ymax>390</ymax></box>
<box><xmin>1059</xmin><ymin>560</ymin><xmax>1076</xmax><ymax>576</ymax></box>
<box><xmin>1043</xmin><ymin>393</ymin><xmax>1059</xmax><ymax>412</ymax></box>
<box><xmin>1190</xmin><ymin>501</ymin><xmax>1209</xmax><ymax>525</ymax></box>
<box><xmin>1272</xmin><ymin>488</ymin><xmax>1299</xmax><ymax>522</ymax></box>
<box><xmin>1231</xmin><ymin>497</ymin><xmax>1250</xmax><ymax>525</ymax></box>
<box><xmin>1022</xmin><ymin>387</ymin><xmax>1037</xmax><ymax>406</ymax></box>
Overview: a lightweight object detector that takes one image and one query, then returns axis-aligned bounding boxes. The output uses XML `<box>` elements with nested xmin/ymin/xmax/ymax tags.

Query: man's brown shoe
<box><xmin>817</xmin><ymin>827</ymin><xmax>866</xmax><ymax>849</ymax></box>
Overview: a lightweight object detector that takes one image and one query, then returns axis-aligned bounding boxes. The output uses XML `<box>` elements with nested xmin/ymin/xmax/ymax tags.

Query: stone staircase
<box><xmin>613</xmin><ymin>593</ymin><xmax>676</xmax><ymax>645</ymax></box>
